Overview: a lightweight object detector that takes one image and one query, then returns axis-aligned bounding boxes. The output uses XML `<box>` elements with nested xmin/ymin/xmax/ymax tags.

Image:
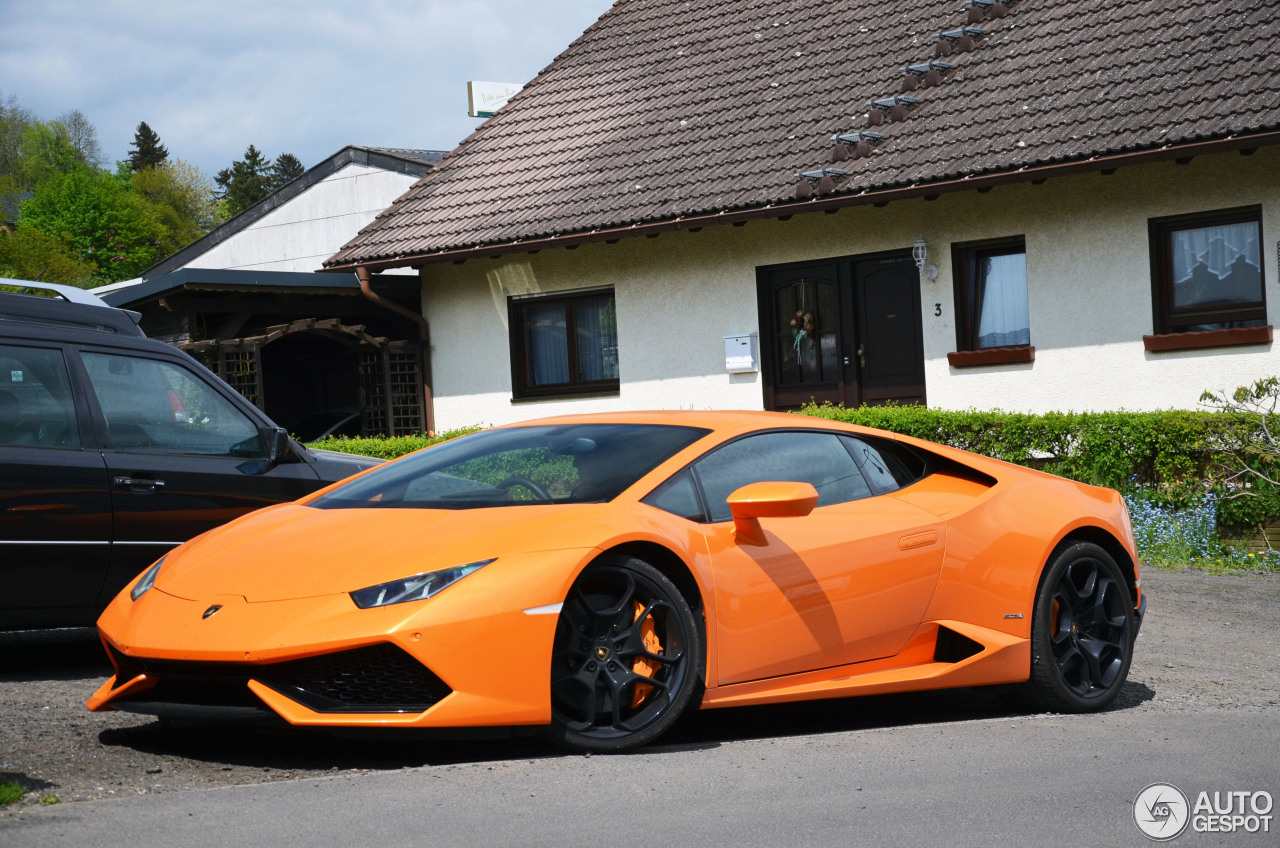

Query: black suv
<box><xmin>0</xmin><ymin>280</ymin><xmax>380</xmax><ymax>629</ymax></box>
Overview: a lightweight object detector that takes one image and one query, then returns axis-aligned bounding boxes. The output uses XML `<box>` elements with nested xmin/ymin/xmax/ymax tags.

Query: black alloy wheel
<box><xmin>1022</xmin><ymin>541</ymin><xmax>1135</xmax><ymax>712</ymax></box>
<box><xmin>545</xmin><ymin>554</ymin><xmax>702</xmax><ymax>752</ymax></box>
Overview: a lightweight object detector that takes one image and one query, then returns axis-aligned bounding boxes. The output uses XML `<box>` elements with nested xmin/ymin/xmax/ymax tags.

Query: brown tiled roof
<box><xmin>326</xmin><ymin>0</ymin><xmax>1280</xmax><ymax>269</ymax></box>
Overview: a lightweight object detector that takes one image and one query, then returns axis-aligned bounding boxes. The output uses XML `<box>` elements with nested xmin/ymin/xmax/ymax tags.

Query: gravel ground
<box><xmin>2</xmin><ymin>566</ymin><xmax>1277</xmax><ymax>814</ymax></box>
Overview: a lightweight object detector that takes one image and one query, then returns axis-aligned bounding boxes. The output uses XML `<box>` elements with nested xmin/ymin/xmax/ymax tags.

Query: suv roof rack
<box><xmin>1</xmin><ymin>278</ymin><xmax>144</xmax><ymax>333</ymax></box>
<box><xmin>2</xmin><ymin>279</ymin><xmax>115</xmax><ymax>308</ymax></box>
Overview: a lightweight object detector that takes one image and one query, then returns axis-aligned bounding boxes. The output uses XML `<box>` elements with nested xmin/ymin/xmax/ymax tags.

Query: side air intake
<box><xmin>934</xmin><ymin>626</ymin><xmax>984</xmax><ymax>663</ymax></box>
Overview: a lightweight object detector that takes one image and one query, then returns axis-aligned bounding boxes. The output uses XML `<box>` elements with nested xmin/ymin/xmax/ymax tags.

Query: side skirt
<box><xmin>698</xmin><ymin>620</ymin><xmax>1029</xmax><ymax>710</ymax></box>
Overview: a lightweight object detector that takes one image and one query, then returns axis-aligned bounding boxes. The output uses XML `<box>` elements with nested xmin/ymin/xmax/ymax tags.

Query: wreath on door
<box><xmin>790</xmin><ymin>310</ymin><xmax>816</xmax><ymax>351</ymax></box>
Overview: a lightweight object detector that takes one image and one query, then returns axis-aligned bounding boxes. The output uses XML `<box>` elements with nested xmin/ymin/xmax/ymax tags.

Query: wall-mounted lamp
<box><xmin>912</xmin><ymin>235</ymin><xmax>939</xmax><ymax>281</ymax></box>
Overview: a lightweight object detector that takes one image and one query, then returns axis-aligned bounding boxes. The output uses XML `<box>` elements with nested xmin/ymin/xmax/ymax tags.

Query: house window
<box><xmin>509</xmin><ymin>288</ymin><xmax>619</xmax><ymax>399</ymax></box>
<box><xmin>1149</xmin><ymin>206</ymin><xmax>1265</xmax><ymax>336</ymax></box>
<box><xmin>948</xmin><ymin>238</ymin><xmax>1032</xmax><ymax>367</ymax></box>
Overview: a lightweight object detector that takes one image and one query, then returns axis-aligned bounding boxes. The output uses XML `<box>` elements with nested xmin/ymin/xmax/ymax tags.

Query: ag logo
<box><xmin>1134</xmin><ymin>783</ymin><xmax>1190</xmax><ymax>841</ymax></box>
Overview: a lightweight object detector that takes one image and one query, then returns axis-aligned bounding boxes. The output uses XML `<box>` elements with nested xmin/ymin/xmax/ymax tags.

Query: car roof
<box><xmin>0</xmin><ymin>280</ymin><xmax>144</xmax><ymax>339</ymax></box>
<box><xmin>492</xmin><ymin>409</ymin><xmax>865</xmax><ymax>439</ymax></box>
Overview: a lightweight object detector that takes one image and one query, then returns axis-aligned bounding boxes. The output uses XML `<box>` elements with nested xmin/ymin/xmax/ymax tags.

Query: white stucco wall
<box><xmin>421</xmin><ymin>148</ymin><xmax>1280</xmax><ymax>430</ymax></box>
<box><xmin>186</xmin><ymin>164</ymin><xmax>419</xmax><ymax>274</ymax></box>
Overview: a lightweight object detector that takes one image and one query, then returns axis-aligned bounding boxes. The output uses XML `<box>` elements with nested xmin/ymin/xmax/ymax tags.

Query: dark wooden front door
<box><xmin>759</xmin><ymin>252</ymin><xmax>925</xmax><ymax>411</ymax></box>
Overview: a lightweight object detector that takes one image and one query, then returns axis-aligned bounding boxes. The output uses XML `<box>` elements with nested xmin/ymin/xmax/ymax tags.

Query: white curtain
<box><xmin>574</xmin><ymin>296</ymin><xmax>618</xmax><ymax>381</ymax></box>
<box><xmin>1170</xmin><ymin>222</ymin><xmax>1261</xmax><ymax>308</ymax></box>
<box><xmin>528</xmin><ymin>303</ymin><xmax>569</xmax><ymax>385</ymax></box>
<box><xmin>976</xmin><ymin>252</ymin><xmax>1030</xmax><ymax>348</ymax></box>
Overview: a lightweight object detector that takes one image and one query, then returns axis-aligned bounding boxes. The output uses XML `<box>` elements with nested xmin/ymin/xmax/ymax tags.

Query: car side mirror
<box><xmin>726</xmin><ymin>481</ymin><xmax>819</xmax><ymax>546</ymax></box>
<box><xmin>264</xmin><ymin>427</ymin><xmax>290</xmax><ymax>465</ymax></box>
<box><xmin>238</xmin><ymin>427</ymin><xmax>290</xmax><ymax>475</ymax></box>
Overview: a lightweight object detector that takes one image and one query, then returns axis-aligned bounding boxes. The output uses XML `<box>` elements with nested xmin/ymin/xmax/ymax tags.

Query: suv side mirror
<box><xmin>238</xmin><ymin>427</ymin><xmax>291</xmax><ymax>475</ymax></box>
<box><xmin>264</xmin><ymin>427</ymin><xmax>289</xmax><ymax>465</ymax></box>
<box><xmin>726</xmin><ymin>481</ymin><xmax>819</xmax><ymax>546</ymax></box>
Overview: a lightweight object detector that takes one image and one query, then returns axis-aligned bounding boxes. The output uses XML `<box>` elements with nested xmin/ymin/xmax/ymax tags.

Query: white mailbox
<box><xmin>723</xmin><ymin>332</ymin><xmax>759</xmax><ymax>373</ymax></box>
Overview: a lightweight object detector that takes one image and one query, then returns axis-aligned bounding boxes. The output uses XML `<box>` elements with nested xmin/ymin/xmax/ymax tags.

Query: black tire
<box><xmin>543</xmin><ymin>554</ymin><xmax>702</xmax><ymax>752</ymax></box>
<box><xmin>1020</xmin><ymin>541</ymin><xmax>1135</xmax><ymax>712</ymax></box>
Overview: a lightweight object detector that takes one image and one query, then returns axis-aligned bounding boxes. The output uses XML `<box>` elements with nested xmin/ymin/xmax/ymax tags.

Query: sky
<box><xmin>0</xmin><ymin>0</ymin><xmax>610</xmax><ymax>177</ymax></box>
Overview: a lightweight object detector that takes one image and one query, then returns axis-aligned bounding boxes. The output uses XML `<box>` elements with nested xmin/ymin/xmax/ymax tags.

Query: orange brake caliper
<box><xmin>630</xmin><ymin>601</ymin><xmax>662</xmax><ymax>708</ymax></box>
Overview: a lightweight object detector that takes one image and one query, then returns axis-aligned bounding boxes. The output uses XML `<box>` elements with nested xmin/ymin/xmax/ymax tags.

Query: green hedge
<box><xmin>309</xmin><ymin>408</ymin><xmax>1278</xmax><ymax>532</ymax></box>
<box><xmin>797</xmin><ymin>402</ymin><xmax>1275</xmax><ymax>530</ymax></box>
<box><xmin>310</xmin><ymin>426</ymin><xmax>482</xmax><ymax>460</ymax></box>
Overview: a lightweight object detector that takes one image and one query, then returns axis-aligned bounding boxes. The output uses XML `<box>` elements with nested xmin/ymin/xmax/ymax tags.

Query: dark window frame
<box><xmin>1148</xmin><ymin>205</ymin><xmax>1266</xmax><ymax>336</ymax></box>
<box><xmin>952</xmin><ymin>236</ymin><xmax>1030</xmax><ymax>355</ymax></box>
<box><xmin>507</xmin><ymin>287</ymin><xmax>620</xmax><ymax>401</ymax></box>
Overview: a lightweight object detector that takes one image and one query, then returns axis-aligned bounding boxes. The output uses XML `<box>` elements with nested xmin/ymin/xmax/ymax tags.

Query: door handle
<box><xmin>114</xmin><ymin>476</ymin><xmax>165</xmax><ymax>494</ymax></box>
<box><xmin>898</xmin><ymin>531</ymin><xmax>938</xmax><ymax>550</ymax></box>
<box><xmin>856</xmin><ymin>345</ymin><xmax>866</xmax><ymax>368</ymax></box>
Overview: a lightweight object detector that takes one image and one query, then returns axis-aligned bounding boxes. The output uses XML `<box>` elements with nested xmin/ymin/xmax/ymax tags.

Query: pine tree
<box><xmin>213</xmin><ymin>144</ymin><xmax>273</xmax><ymax>217</ymax></box>
<box><xmin>268</xmin><ymin>153</ymin><xmax>304</xmax><ymax>190</ymax></box>
<box><xmin>127</xmin><ymin>121</ymin><xmax>168</xmax><ymax>172</ymax></box>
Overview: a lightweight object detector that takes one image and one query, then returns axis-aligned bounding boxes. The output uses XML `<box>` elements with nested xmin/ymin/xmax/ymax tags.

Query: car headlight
<box><xmin>130</xmin><ymin>556</ymin><xmax>166</xmax><ymax>601</ymax></box>
<box><xmin>350</xmin><ymin>559</ymin><xmax>495</xmax><ymax>609</ymax></box>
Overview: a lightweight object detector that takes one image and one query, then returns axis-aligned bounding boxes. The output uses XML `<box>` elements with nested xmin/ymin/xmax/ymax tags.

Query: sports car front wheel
<box><xmin>545</xmin><ymin>555</ymin><xmax>702</xmax><ymax>752</ymax></box>
<box><xmin>1022</xmin><ymin>541</ymin><xmax>1135</xmax><ymax>712</ymax></box>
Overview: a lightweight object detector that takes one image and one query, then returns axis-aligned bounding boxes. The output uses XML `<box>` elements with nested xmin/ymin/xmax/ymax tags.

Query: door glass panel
<box><xmin>0</xmin><ymin>345</ymin><xmax>80</xmax><ymax>448</ymax></box>
<box><xmin>695</xmin><ymin>431</ymin><xmax>871</xmax><ymax>522</ymax></box>
<box><xmin>82</xmin><ymin>353</ymin><xmax>261</xmax><ymax>456</ymax></box>
<box><xmin>774</xmin><ymin>279</ymin><xmax>837</xmax><ymax>386</ymax></box>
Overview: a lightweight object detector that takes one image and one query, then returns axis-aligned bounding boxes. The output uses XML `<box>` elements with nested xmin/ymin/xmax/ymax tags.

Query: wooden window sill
<box><xmin>947</xmin><ymin>346</ymin><xmax>1035</xmax><ymax>368</ymax></box>
<box><xmin>1142</xmin><ymin>325</ymin><xmax>1272</xmax><ymax>352</ymax></box>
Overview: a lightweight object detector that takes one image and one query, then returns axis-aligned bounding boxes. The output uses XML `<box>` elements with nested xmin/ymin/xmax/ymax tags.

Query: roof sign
<box><xmin>467</xmin><ymin>81</ymin><xmax>522</xmax><ymax>118</ymax></box>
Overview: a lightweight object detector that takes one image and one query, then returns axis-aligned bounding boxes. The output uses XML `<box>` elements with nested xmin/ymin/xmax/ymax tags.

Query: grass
<box><xmin>0</xmin><ymin>781</ymin><xmax>24</xmax><ymax>805</ymax></box>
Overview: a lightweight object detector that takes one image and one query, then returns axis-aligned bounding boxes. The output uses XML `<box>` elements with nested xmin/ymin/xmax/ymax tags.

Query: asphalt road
<box><xmin>3</xmin><ymin>567</ymin><xmax>1278</xmax><ymax>847</ymax></box>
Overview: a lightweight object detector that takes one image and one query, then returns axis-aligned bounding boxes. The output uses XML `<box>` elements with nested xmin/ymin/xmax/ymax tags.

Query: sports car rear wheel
<box><xmin>1023</xmin><ymin>541</ymin><xmax>1135</xmax><ymax>712</ymax></box>
<box><xmin>545</xmin><ymin>555</ymin><xmax>701</xmax><ymax>752</ymax></box>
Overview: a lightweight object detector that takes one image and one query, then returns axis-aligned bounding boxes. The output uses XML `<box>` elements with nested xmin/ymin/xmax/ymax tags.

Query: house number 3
<box><xmin>934</xmin><ymin>303</ymin><xmax>942</xmax><ymax>316</ymax></box>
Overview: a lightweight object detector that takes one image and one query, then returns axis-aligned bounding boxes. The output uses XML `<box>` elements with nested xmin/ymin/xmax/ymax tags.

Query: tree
<box><xmin>269</xmin><ymin>152</ymin><xmax>304</xmax><ymax>190</ymax></box>
<box><xmin>131</xmin><ymin>159</ymin><xmax>216</xmax><ymax>252</ymax></box>
<box><xmin>19</xmin><ymin>167</ymin><xmax>165</xmax><ymax>282</ymax></box>
<box><xmin>18</xmin><ymin>120</ymin><xmax>79</xmax><ymax>187</ymax></box>
<box><xmin>0</xmin><ymin>93</ymin><xmax>34</xmax><ymax>183</ymax></box>
<box><xmin>57</xmin><ymin>109</ymin><xmax>104</xmax><ymax>169</ymax></box>
<box><xmin>127</xmin><ymin>121</ymin><xmax>168</xmax><ymax>172</ymax></box>
<box><xmin>0</xmin><ymin>226</ymin><xmax>97</xmax><ymax>287</ymax></box>
<box><xmin>214</xmin><ymin>144</ymin><xmax>274</xmax><ymax>218</ymax></box>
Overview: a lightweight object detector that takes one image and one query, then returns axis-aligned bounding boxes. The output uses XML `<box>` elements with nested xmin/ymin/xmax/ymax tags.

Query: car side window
<box><xmin>0</xmin><ymin>345</ymin><xmax>80</xmax><ymax>448</ymax></box>
<box><xmin>841</xmin><ymin>436</ymin><xmax>925</xmax><ymax>493</ymax></box>
<box><xmin>694</xmin><ymin>431</ymin><xmax>872</xmax><ymax>523</ymax></box>
<box><xmin>81</xmin><ymin>352</ymin><xmax>262</xmax><ymax>457</ymax></box>
<box><xmin>642</xmin><ymin>468</ymin><xmax>706</xmax><ymax>522</ymax></box>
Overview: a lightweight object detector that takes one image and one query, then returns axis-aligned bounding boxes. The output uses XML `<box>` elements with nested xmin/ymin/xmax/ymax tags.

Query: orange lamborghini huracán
<box><xmin>90</xmin><ymin>411</ymin><xmax>1145</xmax><ymax>751</ymax></box>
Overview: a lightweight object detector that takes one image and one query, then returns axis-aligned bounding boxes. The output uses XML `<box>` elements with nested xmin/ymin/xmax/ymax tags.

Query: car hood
<box><xmin>154</xmin><ymin>503</ymin><xmax>598</xmax><ymax>602</ymax></box>
<box><xmin>302</xmin><ymin>447</ymin><xmax>383</xmax><ymax>482</ymax></box>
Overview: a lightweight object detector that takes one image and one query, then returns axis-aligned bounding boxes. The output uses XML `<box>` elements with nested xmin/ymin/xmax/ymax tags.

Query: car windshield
<box><xmin>310</xmin><ymin>423</ymin><xmax>709</xmax><ymax>510</ymax></box>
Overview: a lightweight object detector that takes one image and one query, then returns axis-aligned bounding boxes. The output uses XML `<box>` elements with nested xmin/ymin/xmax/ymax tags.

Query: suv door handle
<box><xmin>114</xmin><ymin>476</ymin><xmax>165</xmax><ymax>494</ymax></box>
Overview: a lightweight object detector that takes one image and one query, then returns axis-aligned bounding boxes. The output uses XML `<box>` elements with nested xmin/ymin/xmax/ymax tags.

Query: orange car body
<box><xmin>89</xmin><ymin>410</ymin><xmax>1141</xmax><ymax>729</ymax></box>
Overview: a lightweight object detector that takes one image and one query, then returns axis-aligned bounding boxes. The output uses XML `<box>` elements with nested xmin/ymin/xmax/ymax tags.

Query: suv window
<box><xmin>694</xmin><ymin>431</ymin><xmax>872</xmax><ymax>523</ymax></box>
<box><xmin>0</xmin><ymin>345</ymin><xmax>80</xmax><ymax>448</ymax></box>
<box><xmin>81</xmin><ymin>352</ymin><xmax>262</xmax><ymax>457</ymax></box>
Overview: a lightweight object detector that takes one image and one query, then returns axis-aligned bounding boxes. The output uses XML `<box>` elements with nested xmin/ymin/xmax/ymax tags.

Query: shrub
<box><xmin>309</xmin><ymin>426</ymin><xmax>483</xmax><ymax>460</ymax></box>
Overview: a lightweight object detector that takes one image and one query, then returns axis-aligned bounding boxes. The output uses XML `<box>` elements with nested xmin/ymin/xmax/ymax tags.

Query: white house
<box><xmin>324</xmin><ymin>0</ymin><xmax>1280</xmax><ymax>431</ymax></box>
<box><xmin>143</xmin><ymin>145</ymin><xmax>443</xmax><ymax>278</ymax></box>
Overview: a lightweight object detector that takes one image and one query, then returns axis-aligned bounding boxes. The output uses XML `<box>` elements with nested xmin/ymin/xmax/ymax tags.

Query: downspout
<box><xmin>356</xmin><ymin>266</ymin><xmax>436</xmax><ymax>434</ymax></box>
